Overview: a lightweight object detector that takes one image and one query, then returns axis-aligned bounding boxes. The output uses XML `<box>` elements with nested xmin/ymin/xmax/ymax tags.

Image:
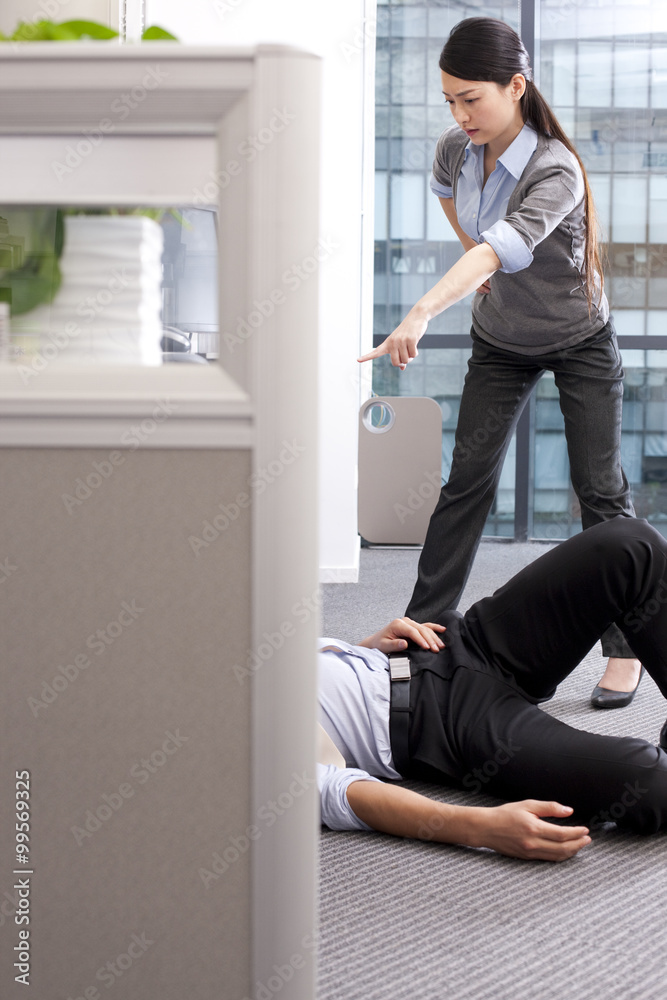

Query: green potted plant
<box><xmin>0</xmin><ymin>19</ymin><xmax>177</xmax><ymax>42</ymax></box>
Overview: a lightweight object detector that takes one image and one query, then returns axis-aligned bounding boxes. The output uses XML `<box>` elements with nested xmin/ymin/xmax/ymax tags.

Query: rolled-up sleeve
<box><xmin>430</xmin><ymin>173</ymin><xmax>453</xmax><ymax>199</ymax></box>
<box><xmin>481</xmin><ymin>151</ymin><xmax>583</xmax><ymax>274</ymax></box>
<box><xmin>480</xmin><ymin>219</ymin><xmax>534</xmax><ymax>273</ymax></box>
<box><xmin>318</xmin><ymin>763</ymin><xmax>381</xmax><ymax>832</ymax></box>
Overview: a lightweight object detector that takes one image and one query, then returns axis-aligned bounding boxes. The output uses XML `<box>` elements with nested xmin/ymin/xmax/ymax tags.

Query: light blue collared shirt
<box><xmin>430</xmin><ymin>123</ymin><xmax>538</xmax><ymax>274</ymax></box>
<box><xmin>317</xmin><ymin>639</ymin><xmax>401</xmax><ymax>833</ymax></box>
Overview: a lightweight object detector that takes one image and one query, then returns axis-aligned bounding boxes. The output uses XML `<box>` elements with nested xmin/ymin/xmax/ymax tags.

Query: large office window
<box><xmin>535</xmin><ymin>2</ymin><xmax>667</xmax><ymax>537</ymax></box>
<box><xmin>373</xmin><ymin>0</ymin><xmax>667</xmax><ymax>540</ymax></box>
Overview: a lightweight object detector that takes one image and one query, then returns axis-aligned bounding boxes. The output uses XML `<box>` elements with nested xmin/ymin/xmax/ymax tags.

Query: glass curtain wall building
<box><xmin>373</xmin><ymin>0</ymin><xmax>667</xmax><ymax>540</ymax></box>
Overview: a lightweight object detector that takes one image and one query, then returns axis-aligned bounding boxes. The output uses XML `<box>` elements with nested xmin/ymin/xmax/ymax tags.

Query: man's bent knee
<box><xmin>595</xmin><ymin>745</ymin><xmax>667</xmax><ymax>836</ymax></box>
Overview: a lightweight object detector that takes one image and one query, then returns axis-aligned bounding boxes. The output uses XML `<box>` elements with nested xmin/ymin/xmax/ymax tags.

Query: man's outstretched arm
<box><xmin>345</xmin><ymin>780</ymin><xmax>591</xmax><ymax>862</ymax></box>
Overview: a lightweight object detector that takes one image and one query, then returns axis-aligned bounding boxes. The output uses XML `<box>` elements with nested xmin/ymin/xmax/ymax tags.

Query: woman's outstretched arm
<box><xmin>358</xmin><ymin>241</ymin><xmax>500</xmax><ymax>369</ymax></box>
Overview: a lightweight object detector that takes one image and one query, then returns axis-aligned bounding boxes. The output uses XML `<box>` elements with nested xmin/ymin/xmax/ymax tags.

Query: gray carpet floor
<box><xmin>318</xmin><ymin>540</ymin><xmax>667</xmax><ymax>1000</ymax></box>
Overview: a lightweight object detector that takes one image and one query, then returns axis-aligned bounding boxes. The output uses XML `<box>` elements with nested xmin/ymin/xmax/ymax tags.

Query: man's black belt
<box><xmin>388</xmin><ymin>652</ymin><xmax>411</xmax><ymax>775</ymax></box>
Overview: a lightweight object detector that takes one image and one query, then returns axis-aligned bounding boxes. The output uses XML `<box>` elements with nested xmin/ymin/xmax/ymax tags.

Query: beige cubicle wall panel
<box><xmin>358</xmin><ymin>396</ymin><xmax>443</xmax><ymax>545</ymax></box>
<box><xmin>0</xmin><ymin>446</ymin><xmax>252</xmax><ymax>1000</ymax></box>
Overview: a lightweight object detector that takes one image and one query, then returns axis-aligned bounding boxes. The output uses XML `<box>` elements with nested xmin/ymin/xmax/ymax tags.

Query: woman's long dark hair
<box><xmin>440</xmin><ymin>17</ymin><xmax>603</xmax><ymax>311</ymax></box>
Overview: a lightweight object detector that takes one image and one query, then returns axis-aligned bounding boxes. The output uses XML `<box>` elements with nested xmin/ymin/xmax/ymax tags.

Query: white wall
<box><xmin>145</xmin><ymin>0</ymin><xmax>373</xmax><ymax>582</ymax></box>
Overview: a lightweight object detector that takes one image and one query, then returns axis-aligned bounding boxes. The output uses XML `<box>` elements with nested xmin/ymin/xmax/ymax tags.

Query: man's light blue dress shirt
<box><xmin>317</xmin><ymin>639</ymin><xmax>400</xmax><ymax>832</ymax></box>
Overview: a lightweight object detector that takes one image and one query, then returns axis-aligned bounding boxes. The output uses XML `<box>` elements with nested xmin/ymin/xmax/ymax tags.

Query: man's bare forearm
<box><xmin>346</xmin><ymin>778</ymin><xmax>479</xmax><ymax>845</ymax></box>
<box><xmin>345</xmin><ymin>780</ymin><xmax>591</xmax><ymax>861</ymax></box>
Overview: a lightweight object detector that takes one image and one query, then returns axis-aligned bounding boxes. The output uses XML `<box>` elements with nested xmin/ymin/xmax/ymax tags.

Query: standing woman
<box><xmin>359</xmin><ymin>17</ymin><xmax>642</xmax><ymax>706</ymax></box>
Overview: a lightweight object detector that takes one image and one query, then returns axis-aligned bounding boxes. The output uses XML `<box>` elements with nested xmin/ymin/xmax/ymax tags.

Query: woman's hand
<box><xmin>357</xmin><ymin>308</ymin><xmax>429</xmax><ymax>370</ymax></box>
<box><xmin>477</xmin><ymin>278</ymin><xmax>491</xmax><ymax>294</ymax></box>
<box><xmin>358</xmin><ymin>616</ymin><xmax>446</xmax><ymax>654</ymax></box>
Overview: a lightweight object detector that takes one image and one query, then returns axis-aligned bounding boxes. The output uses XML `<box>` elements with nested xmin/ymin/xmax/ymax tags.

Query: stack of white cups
<box><xmin>12</xmin><ymin>215</ymin><xmax>164</xmax><ymax>366</ymax></box>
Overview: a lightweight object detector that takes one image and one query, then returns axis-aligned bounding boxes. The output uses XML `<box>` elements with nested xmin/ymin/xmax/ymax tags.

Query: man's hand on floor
<box><xmin>357</xmin><ymin>617</ymin><xmax>446</xmax><ymax>654</ymax></box>
<box><xmin>469</xmin><ymin>800</ymin><xmax>591</xmax><ymax>861</ymax></box>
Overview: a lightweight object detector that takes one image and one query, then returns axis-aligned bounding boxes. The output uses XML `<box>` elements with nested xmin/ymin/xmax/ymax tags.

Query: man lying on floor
<box><xmin>318</xmin><ymin>517</ymin><xmax>667</xmax><ymax>862</ymax></box>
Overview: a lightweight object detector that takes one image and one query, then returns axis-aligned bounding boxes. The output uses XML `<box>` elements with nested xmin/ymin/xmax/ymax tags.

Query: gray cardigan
<box><xmin>432</xmin><ymin>124</ymin><xmax>609</xmax><ymax>354</ymax></box>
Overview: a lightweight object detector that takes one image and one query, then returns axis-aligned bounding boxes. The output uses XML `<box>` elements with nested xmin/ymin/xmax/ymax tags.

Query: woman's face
<box><xmin>440</xmin><ymin>72</ymin><xmax>525</xmax><ymax>148</ymax></box>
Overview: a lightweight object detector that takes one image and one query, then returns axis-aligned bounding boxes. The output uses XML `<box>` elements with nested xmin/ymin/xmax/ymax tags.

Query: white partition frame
<box><xmin>0</xmin><ymin>43</ymin><xmax>320</xmax><ymax>999</ymax></box>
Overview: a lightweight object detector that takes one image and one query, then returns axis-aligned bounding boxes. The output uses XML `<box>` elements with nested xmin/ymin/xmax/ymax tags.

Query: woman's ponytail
<box><xmin>521</xmin><ymin>81</ymin><xmax>603</xmax><ymax>313</ymax></box>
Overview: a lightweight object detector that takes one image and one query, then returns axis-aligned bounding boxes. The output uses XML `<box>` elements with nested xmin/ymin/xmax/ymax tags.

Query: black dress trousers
<box><xmin>399</xmin><ymin>517</ymin><xmax>667</xmax><ymax>834</ymax></box>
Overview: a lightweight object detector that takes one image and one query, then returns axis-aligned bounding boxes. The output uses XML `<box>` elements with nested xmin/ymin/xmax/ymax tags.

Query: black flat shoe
<box><xmin>590</xmin><ymin>665</ymin><xmax>645</xmax><ymax>709</ymax></box>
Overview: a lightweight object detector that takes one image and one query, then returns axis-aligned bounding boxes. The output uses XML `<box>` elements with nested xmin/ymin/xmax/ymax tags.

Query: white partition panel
<box><xmin>0</xmin><ymin>43</ymin><xmax>320</xmax><ymax>1000</ymax></box>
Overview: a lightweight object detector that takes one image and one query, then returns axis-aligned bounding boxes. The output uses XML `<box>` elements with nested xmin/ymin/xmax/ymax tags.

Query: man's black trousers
<box><xmin>399</xmin><ymin>517</ymin><xmax>667</xmax><ymax>833</ymax></box>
